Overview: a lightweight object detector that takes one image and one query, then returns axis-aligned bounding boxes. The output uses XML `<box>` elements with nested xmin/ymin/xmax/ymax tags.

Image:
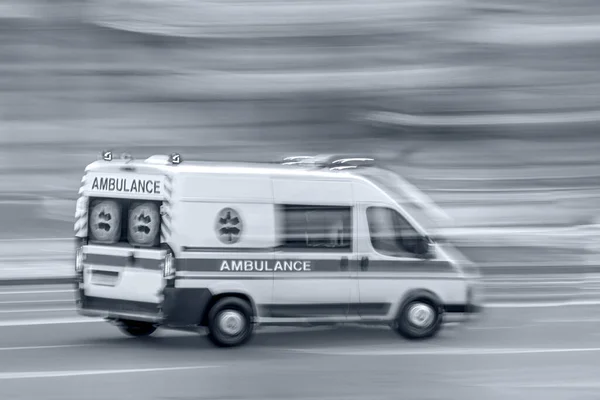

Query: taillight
<box><xmin>163</xmin><ymin>252</ymin><xmax>176</xmax><ymax>279</ymax></box>
<box><xmin>75</xmin><ymin>238</ymin><xmax>87</xmax><ymax>273</ymax></box>
<box><xmin>75</xmin><ymin>247</ymin><xmax>84</xmax><ymax>273</ymax></box>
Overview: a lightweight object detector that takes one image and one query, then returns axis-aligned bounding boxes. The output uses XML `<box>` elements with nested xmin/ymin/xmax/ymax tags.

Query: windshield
<box><xmin>358</xmin><ymin>168</ymin><xmax>450</xmax><ymax>234</ymax></box>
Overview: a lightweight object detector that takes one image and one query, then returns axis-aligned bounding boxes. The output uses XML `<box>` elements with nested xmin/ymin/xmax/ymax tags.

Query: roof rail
<box><xmin>145</xmin><ymin>153</ymin><xmax>182</xmax><ymax>165</ymax></box>
<box><xmin>145</xmin><ymin>155</ymin><xmax>170</xmax><ymax>164</ymax></box>
<box><xmin>279</xmin><ymin>154</ymin><xmax>376</xmax><ymax>169</ymax></box>
<box><xmin>281</xmin><ymin>155</ymin><xmax>317</xmax><ymax>166</ymax></box>
<box><xmin>329</xmin><ymin>157</ymin><xmax>376</xmax><ymax>168</ymax></box>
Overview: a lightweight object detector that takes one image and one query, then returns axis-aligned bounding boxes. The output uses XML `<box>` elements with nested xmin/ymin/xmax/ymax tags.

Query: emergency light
<box><xmin>100</xmin><ymin>151</ymin><xmax>182</xmax><ymax>165</ymax></box>
<box><xmin>100</xmin><ymin>150</ymin><xmax>113</xmax><ymax>162</ymax></box>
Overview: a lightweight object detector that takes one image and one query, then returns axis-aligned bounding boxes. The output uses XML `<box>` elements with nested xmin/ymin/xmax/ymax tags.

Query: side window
<box><xmin>366</xmin><ymin>207</ymin><xmax>422</xmax><ymax>257</ymax></box>
<box><xmin>277</xmin><ymin>205</ymin><xmax>352</xmax><ymax>252</ymax></box>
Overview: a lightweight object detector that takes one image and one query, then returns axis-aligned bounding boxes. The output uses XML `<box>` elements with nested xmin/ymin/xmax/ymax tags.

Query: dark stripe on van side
<box><xmin>178</xmin><ymin>275</ymin><xmax>464</xmax><ymax>281</ymax></box>
<box><xmin>182</xmin><ymin>247</ymin><xmax>274</xmax><ymax>253</ymax></box>
<box><xmin>350</xmin><ymin>302</ymin><xmax>392</xmax><ymax>316</ymax></box>
<box><xmin>178</xmin><ymin>258</ymin><xmax>454</xmax><ymax>274</ymax></box>
<box><xmin>263</xmin><ymin>304</ymin><xmax>349</xmax><ymax>318</ymax></box>
<box><xmin>84</xmin><ymin>254</ymin><xmax>162</xmax><ymax>271</ymax></box>
<box><xmin>364</xmin><ymin>260</ymin><xmax>453</xmax><ymax>274</ymax></box>
<box><xmin>259</xmin><ymin>303</ymin><xmax>391</xmax><ymax>318</ymax></box>
<box><xmin>182</xmin><ymin>247</ymin><xmax>352</xmax><ymax>254</ymax></box>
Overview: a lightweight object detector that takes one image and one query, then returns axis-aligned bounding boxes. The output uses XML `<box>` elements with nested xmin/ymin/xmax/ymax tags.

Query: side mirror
<box><xmin>415</xmin><ymin>237</ymin><xmax>434</xmax><ymax>259</ymax></box>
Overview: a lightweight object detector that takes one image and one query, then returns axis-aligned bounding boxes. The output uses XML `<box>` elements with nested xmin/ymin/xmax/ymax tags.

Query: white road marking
<box><xmin>484</xmin><ymin>299</ymin><xmax>600</xmax><ymax>308</ymax></box>
<box><xmin>467</xmin><ymin>325</ymin><xmax>525</xmax><ymax>331</ymax></box>
<box><xmin>0</xmin><ymin>317</ymin><xmax>103</xmax><ymax>327</ymax></box>
<box><xmin>284</xmin><ymin>346</ymin><xmax>600</xmax><ymax>357</ymax></box>
<box><xmin>0</xmin><ymin>365</ymin><xmax>218</xmax><ymax>380</ymax></box>
<box><xmin>479</xmin><ymin>381</ymin><xmax>600</xmax><ymax>389</ymax></box>
<box><xmin>0</xmin><ymin>308</ymin><xmax>75</xmax><ymax>314</ymax></box>
<box><xmin>485</xmin><ymin>293</ymin><xmax>575</xmax><ymax>300</ymax></box>
<box><xmin>0</xmin><ymin>238</ymin><xmax>72</xmax><ymax>242</ymax></box>
<box><xmin>0</xmin><ymin>289</ymin><xmax>74</xmax><ymax>295</ymax></box>
<box><xmin>484</xmin><ymin>280</ymin><xmax>583</xmax><ymax>286</ymax></box>
<box><xmin>0</xmin><ymin>266</ymin><xmax>70</xmax><ymax>271</ymax></box>
<box><xmin>0</xmin><ymin>344</ymin><xmax>86</xmax><ymax>352</ymax></box>
<box><xmin>533</xmin><ymin>318</ymin><xmax>600</xmax><ymax>324</ymax></box>
<box><xmin>0</xmin><ymin>299</ymin><xmax>72</xmax><ymax>304</ymax></box>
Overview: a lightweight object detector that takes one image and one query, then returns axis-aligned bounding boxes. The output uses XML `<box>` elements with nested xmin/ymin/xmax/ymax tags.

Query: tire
<box><xmin>206</xmin><ymin>297</ymin><xmax>254</xmax><ymax>348</ymax></box>
<box><xmin>392</xmin><ymin>298</ymin><xmax>442</xmax><ymax>340</ymax></box>
<box><xmin>117</xmin><ymin>320</ymin><xmax>158</xmax><ymax>337</ymax></box>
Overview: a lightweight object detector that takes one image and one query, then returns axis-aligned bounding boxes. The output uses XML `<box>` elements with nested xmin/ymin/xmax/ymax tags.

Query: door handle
<box><xmin>360</xmin><ymin>256</ymin><xmax>369</xmax><ymax>271</ymax></box>
<box><xmin>126</xmin><ymin>252</ymin><xmax>135</xmax><ymax>267</ymax></box>
<box><xmin>340</xmin><ymin>256</ymin><xmax>349</xmax><ymax>271</ymax></box>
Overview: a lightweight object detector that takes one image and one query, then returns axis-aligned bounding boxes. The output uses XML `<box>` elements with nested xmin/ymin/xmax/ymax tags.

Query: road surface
<box><xmin>0</xmin><ymin>285</ymin><xmax>600</xmax><ymax>399</ymax></box>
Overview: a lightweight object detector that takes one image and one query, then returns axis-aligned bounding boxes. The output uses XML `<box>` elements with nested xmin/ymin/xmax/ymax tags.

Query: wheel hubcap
<box><xmin>407</xmin><ymin>303</ymin><xmax>435</xmax><ymax>328</ymax></box>
<box><xmin>217</xmin><ymin>310</ymin><xmax>245</xmax><ymax>336</ymax></box>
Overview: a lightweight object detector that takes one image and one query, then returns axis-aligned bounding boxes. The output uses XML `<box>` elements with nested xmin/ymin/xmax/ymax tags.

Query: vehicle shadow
<box><xmin>80</xmin><ymin>324</ymin><xmax>458</xmax><ymax>353</ymax></box>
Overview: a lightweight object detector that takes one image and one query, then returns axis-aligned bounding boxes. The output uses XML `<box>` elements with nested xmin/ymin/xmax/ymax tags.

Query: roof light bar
<box><xmin>99</xmin><ymin>151</ymin><xmax>182</xmax><ymax>165</ymax></box>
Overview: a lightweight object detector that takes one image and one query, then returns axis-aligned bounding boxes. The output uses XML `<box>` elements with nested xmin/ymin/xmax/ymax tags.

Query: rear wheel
<box><xmin>393</xmin><ymin>299</ymin><xmax>442</xmax><ymax>340</ymax></box>
<box><xmin>117</xmin><ymin>320</ymin><xmax>158</xmax><ymax>337</ymax></box>
<box><xmin>206</xmin><ymin>297</ymin><xmax>254</xmax><ymax>348</ymax></box>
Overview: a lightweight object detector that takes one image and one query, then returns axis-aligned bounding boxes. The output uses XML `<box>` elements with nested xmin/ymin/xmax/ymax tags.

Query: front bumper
<box><xmin>442</xmin><ymin>302</ymin><xmax>484</xmax><ymax>324</ymax></box>
<box><xmin>443</xmin><ymin>304</ymin><xmax>483</xmax><ymax>314</ymax></box>
<box><xmin>75</xmin><ymin>285</ymin><xmax>213</xmax><ymax>327</ymax></box>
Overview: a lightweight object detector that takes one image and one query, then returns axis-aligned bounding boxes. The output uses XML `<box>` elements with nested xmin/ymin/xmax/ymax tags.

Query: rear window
<box><xmin>87</xmin><ymin>197</ymin><xmax>162</xmax><ymax>248</ymax></box>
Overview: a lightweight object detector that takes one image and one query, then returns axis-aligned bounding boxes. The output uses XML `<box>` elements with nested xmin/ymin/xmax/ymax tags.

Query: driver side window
<box><xmin>366</xmin><ymin>206</ymin><xmax>421</xmax><ymax>257</ymax></box>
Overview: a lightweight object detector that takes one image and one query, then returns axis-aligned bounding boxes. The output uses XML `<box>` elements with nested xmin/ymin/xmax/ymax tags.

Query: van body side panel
<box><xmin>174</xmin><ymin>202</ymin><xmax>276</xmax><ymax>250</ymax></box>
<box><xmin>269</xmin><ymin>253</ymin><xmax>353</xmax><ymax>318</ymax></box>
<box><xmin>169</xmin><ymin>173</ymin><xmax>277</xmax><ymax>317</ymax></box>
<box><xmin>178</xmin><ymin>174</ymin><xmax>273</xmax><ymax>202</ymax></box>
<box><xmin>270</xmin><ymin>178</ymin><xmax>355</xmax><ymax>319</ymax></box>
<box><xmin>174</xmin><ymin>251</ymin><xmax>275</xmax><ymax>317</ymax></box>
<box><xmin>272</xmin><ymin>179</ymin><xmax>353</xmax><ymax>205</ymax></box>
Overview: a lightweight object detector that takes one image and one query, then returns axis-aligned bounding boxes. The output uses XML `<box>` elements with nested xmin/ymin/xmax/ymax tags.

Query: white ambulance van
<box><xmin>74</xmin><ymin>152</ymin><xmax>483</xmax><ymax>347</ymax></box>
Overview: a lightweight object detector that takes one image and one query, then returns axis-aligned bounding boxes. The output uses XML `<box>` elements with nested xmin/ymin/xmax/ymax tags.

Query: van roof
<box><xmin>85</xmin><ymin>159</ymin><xmax>367</xmax><ymax>181</ymax></box>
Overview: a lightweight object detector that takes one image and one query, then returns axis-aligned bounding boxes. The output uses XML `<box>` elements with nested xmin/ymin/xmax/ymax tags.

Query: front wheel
<box><xmin>392</xmin><ymin>300</ymin><xmax>442</xmax><ymax>340</ymax></box>
<box><xmin>117</xmin><ymin>320</ymin><xmax>158</xmax><ymax>337</ymax></box>
<box><xmin>206</xmin><ymin>297</ymin><xmax>254</xmax><ymax>348</ymax></box>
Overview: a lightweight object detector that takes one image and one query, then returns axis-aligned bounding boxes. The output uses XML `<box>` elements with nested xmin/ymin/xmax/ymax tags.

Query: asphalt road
<box><xmin>1</xmin><ymin>286</ymin><xmax>600</xmax><ymax>399</ymax></box>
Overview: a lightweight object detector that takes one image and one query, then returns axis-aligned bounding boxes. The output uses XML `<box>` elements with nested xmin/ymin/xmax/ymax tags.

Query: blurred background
<box><xmin>1</xmin><ymin>0</ymin><xmax>599</xmax><ymax>239</ymax></box>
<box><xmin>1</xmin><ymin>1</ymin><xmax>600</xmax><ymax>398</ymax></box>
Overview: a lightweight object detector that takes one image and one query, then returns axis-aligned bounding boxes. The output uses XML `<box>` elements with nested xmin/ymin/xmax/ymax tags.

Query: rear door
<box><xmin>82</xmin><ymin>245</ymin><xmax>166</xmax><ymax>304</ymax></box>
<box><xmin>79</xmin><ymin>168</ymin><xmax>170</xmax><ymax>310</ymax></box>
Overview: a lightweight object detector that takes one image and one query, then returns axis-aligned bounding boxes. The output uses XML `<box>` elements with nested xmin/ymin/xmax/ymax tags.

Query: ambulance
<box><xmin>74</xmin><ymin>151</ymin><xmax>483</xmax><ymax>347</ymax></box>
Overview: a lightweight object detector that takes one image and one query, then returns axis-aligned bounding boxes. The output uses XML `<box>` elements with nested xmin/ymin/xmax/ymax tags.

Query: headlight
<box><xmin>163</xmin><ymin>252</ymin><xmax>175</xmax><ymax>278</ymax></box>
<box><xmin>75</xmin><ymin>247</ymin><xmax>85</xmax><ymax>273</ymax></box>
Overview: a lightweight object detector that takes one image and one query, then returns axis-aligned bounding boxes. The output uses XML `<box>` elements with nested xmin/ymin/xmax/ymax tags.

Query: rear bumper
<box><xmin>75</xmin><ymin>285</ymin><xmax>213</xmax><ymax>327</ymax></box>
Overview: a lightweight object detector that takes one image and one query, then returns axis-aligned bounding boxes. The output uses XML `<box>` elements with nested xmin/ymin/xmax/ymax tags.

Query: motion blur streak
<box><xmin>1</xmin><ymin>0</ymin><xmax>600</xmax><ymax>399</ymax></box>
